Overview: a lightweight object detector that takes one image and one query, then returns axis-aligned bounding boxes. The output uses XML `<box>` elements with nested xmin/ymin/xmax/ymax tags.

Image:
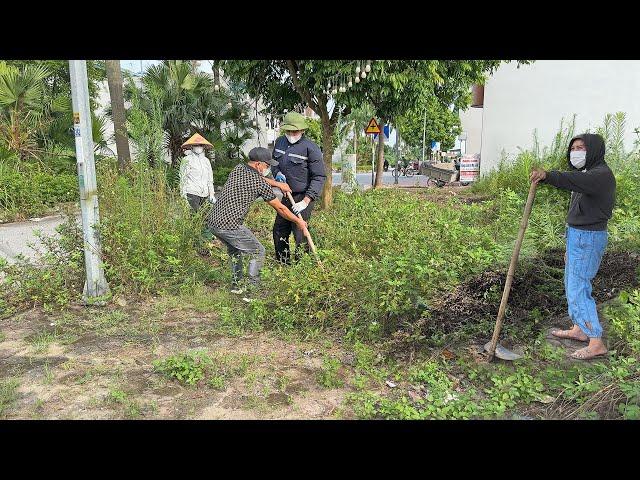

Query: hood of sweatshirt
<box><xmin>566</xmin><ymin>133</ymin><xmax>606</xmax><ymax>171</ymax></box>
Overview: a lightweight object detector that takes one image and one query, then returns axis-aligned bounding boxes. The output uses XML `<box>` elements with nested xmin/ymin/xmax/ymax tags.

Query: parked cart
<box><xmin>421</xmin><ymin>163</ymin><xmax>459</xmax><ymax>187</ymax></box>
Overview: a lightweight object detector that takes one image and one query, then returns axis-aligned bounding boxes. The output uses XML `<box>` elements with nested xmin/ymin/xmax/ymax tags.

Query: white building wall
<box><xmin>462</xmin><ymin>61</ymin><xmax>640</xmax><ymax>175</ymax></box>
<box><xmin>242</xmin><ymin>99</ymin><xmax>276</xmax><ymax>153</ymax></box>
<box><xmin>95</xmin><ymin>80</ymin><xmax>116</xmax><ymax>155</ymax></box>
<box><xmin>458</xmin><ymin>107</ymin><xmax>483</xmax><ymax>155</ymax></box>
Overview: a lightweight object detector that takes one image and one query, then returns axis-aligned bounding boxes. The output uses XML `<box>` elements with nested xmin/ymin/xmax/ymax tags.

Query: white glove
<box><xmin>208</xmin><ymin>195</ymin><xmax>216</xmax><ymax>204</ymax></box>
<box><xmin>292</xmin><ymin>200</ymin><xmax>308</xmax><ymax>214</ymax></box>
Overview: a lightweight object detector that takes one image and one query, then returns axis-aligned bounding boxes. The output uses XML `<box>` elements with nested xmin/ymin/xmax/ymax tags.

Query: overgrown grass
<box><xmin>2</xmin><ymin>113</ymin><xmax>639</xmax><ymax>420</ymax></box>
<box><xmin>605</xmin><ymin>289</ymin><xmax>640</xmax><ymax>355</ymax></box>
<box><xmin>242</xmin><ymin>188</ymin><xmax>516</xmax><ymax>340</ymax></box>
<box><xmin>0</xmin><ymin>158</ymin><xmax>78</xmax><ymax>222</ymax></box>
<box><xmin>97</xmin><ymin>160</ymin><xmax>218</xmax><ymax>295</ymax></box>
<box><xmin>153</xmin><ymin>349</ymin><xmax>256</xmax><ymax>388</ymax></box>
<box><xmin>0</xmin><ymin>378</ymin><xmax>20</xmax><ymax>417</ymax></box>
<box><xmin>0</xmin><ymin>213</ymin><xmax>84</xmax><ymax>316</ymax></box>
<box><xmin>473</xmin><ymin>112</ymin><xmax>640</xmax><ymax>251</ymax></box>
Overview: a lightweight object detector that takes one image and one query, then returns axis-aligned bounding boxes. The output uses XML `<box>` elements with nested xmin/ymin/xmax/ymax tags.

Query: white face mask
<box><xmin>570</xmin><ymin>150</ymin><xmax>587</xmax><ymax>169</ymax></box>
<box><xmin>192</xmin><ymin>146</ymin><xmax>204</xmax><ymax>155</ymax></box>
<box><xmin>262</xmin><ymin>166</ymin><xmax>272</xmax><ymax>177</ymax></box>
<box><xmin>285</xmin><ymin>132</ymin><xmax>303</xmax><ymax>144</ymax></box>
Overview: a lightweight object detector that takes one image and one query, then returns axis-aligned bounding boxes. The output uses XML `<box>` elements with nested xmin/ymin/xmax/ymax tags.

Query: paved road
<box><xmin>332</xmin><ymin>170</ymin><xmax>430</xmax><ymax>188</ymax></box>
<box><xmin>0</xmin><ymin>215</ymin><xmax>66</xmax><ymax>264</ymax></box>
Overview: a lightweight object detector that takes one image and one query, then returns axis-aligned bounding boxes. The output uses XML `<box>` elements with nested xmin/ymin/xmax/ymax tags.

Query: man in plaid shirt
<box><xmin>206</xmin><ymin>147</ymin><xmax>308</xmax><ymax>294</ymax></box>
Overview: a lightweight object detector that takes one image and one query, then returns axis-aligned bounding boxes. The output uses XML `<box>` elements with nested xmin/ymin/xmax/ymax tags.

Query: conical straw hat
<box><xmin>181</xmin><ymin>133</ymin><xmax>213</xmax><ymax>149</ymax></box>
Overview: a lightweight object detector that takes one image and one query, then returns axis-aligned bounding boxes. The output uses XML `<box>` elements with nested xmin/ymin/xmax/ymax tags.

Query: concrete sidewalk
<box><xmin>0</xmin><ymin>215</ymin><xmax>66</xmax><ymax>264</ymax></box>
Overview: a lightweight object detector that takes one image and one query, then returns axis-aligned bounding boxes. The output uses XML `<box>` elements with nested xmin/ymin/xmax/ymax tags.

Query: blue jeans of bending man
<box><xmin>209</xmin><ymin>225</ymin><xmax>266</xmax><ymax>286</ymax></box>
<box><xmin>564</xmin><ymin>226</ymin><xmax>608</xmax><ymax>338</ymax></box>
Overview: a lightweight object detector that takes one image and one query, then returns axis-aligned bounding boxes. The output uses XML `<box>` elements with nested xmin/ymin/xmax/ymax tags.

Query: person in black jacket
<box><xmin>530</xmin><ymin>133</ymin><xmax>616</xmax><ymax>360</ymax></box>
<box><xmin>262</xmin><ymin>112</ymin><xmax>326</xmax><ymax>264</ymax></box>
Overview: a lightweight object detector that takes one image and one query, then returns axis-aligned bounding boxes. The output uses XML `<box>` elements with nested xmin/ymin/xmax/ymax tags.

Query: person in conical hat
<box><xmin>179</xmin><ymin>133</ymin><xmax>215</xmax><ymax>211</ymax></box>
<box><xmin>181</xmin><ymin>133</ymin><xmax>213</xmax><ymax>150</ymax></box>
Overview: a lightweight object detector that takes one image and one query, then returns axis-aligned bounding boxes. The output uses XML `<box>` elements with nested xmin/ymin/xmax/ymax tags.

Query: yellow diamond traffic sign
<box><xmin>365</xmin><ymin>117</ymin><xmax>381</xmax><ymax>135</ymax></box>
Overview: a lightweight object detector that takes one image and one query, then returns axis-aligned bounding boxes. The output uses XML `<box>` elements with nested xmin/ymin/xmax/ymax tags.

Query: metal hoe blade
<box><xmin>484</xmin><ymin>342</ymin><xmax>523</xmax><ymax>361</ymax></box>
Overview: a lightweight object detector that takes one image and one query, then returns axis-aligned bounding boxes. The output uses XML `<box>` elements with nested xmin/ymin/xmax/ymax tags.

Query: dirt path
<box><xmin>0</xmin><ymin>299</ymin><xmax>353</xmax><ymax>420</ymax></box>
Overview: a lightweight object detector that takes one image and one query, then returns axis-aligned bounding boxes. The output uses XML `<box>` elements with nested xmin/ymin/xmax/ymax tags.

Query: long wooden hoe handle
<box><xmin>487</xmin><ymin>181</ymin><xmax>538</xmax><ymax>361</ymax></box>
<box><xmin>285</xmin><ymin>191</ymin><xmax>324</xmax><ymax>269</ymax></box>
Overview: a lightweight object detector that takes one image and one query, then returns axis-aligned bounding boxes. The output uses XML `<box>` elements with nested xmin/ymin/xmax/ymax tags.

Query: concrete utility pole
<box><xmin>69</xmin><ymin>60</ymin><xmax>110</xmax><ymax>303</ymax></box>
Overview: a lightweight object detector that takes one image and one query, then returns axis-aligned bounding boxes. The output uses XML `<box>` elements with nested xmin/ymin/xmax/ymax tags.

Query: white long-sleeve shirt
<box><xmin>179</xmin><ymin>152</ymin><xmax>215</xmax><ymax>199</ymax></box>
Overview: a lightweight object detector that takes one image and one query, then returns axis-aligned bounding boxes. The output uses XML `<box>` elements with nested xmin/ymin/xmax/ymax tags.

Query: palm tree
<box><xmin>0</xmin><ymin>62</ymin><xmax>50</xmax><ymax>160</ymax></box>
<box><xmin>137</xmin><ymin>60</ymin><xmax>204</xmax><ymax>166</ymax></box>
<box><xmin>127</xmin><ymin>60</ymin><xmax>258</xmax><ymax>167</ymax></box>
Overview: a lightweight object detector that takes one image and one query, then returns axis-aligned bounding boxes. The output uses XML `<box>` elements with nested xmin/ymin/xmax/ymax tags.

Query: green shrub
<box><xmin>96</xmin><ymin>160</ymin><xmax>213</xmax><ymax>295</ymax></box>
<box><xmin>213</xmin><ymin>164</ymin><xmax>235</xmax><ymax>186</ymax></box>
<box><xmin>153</xmin><ymin>350</ymin><xmax>212</xmax><ymax>386</ymax></box>
<box><xmin>0</xmin><ymin>214</ymin><xmax>84</xmax><ymax>315</ymax></box>
<box><xmin>245</xmin><ymin>188</ymin><xmax>512</xmax><ymax>339</ymax></box>
<box><xmin>474</xmin><ymin>113</ymin><xmax>640</xmax><ymax>251</ymax></box>
<box><xmin>317</xmin><ymin>356</ymin><xmax>344</xmax><ymax>388</ymax></box>
<box><xmin>154</xmin><ymin>350</ymin><xmax>254</xmax><ymax>388</ymax></box>
<box><xmin>0</xmin><ymin>160</ymin><xmax>78</xmax><ymax>220</ymax></box>
<box><xmin>0</xmin><ymin>378</ymin><xmax>19</xmax><ymax>417</ymax></box>
<box><xmin>605</xmin><ymin>289</ymin><xmax>640</xmax><ymax>355</ymax></box>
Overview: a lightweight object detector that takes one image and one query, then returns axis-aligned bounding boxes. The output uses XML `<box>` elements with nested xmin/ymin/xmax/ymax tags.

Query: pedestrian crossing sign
<box><xmin>365</xmin><ymin>117</ymin><xmax>381</xmax><ymax>135</ymax></box>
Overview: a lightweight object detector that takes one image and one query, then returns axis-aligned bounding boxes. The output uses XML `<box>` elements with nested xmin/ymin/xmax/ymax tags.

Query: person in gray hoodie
<box><xmin>530</xmin><ymin>133</ymin><xmax>616</xmax><ymax>360</ymax></box>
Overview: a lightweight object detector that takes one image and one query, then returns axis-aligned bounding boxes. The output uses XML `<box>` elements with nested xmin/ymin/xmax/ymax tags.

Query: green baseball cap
<box><xmin>281</xmin><ymin>112</ymin><xmax>308</xmax><ymax>131</ymax></box>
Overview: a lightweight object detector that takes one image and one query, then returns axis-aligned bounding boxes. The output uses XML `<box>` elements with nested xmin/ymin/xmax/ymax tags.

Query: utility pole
<box><xmin>69</xmin><ymin>60</ymin><xmax>110</xmax><ymax>303</ymax></box>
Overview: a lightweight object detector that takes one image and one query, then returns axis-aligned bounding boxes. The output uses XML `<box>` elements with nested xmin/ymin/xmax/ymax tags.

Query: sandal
<box><xmin>570</xmin><ymin>347</ymin><xmax>608</xmax><ymax>360</ymax></box>
<box><xmin>551</xmin><ymin>328</ymin><xmax>588</xmax><ymax>342</ymax></box>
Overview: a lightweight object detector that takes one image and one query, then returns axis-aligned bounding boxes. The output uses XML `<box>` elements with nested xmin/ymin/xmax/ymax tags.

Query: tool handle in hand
<box><xmin>285</xmin><ymin>191</ymin><xmax>322</xmax><ymax>267</ymax></box>
<box><xmin>487</xmin><ymin>181</ymin><xmax>538</xmax><ymax>360</ymax></box>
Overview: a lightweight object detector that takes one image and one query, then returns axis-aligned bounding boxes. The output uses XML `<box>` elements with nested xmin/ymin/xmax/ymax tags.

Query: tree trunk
<box><xmin>374</xmin><ymin>118</ymin><xmax>386</xmax><ymax>188</ymax></box>
<box><xmin>170</xmin><ymin>136</ymin><xmax>182</xmax><ymax>167</ymax></box>
<box><xmin>353</xmin><ymin>121</ymin><xmax>357</xmax><ymax>165</ymax></box>
<box><xmin>105</xmin><ymin>60</ymin><xmax>131</xmax><ymax>172</ymax></box>
<box><xmin>213</xmin><ymin>60</ymin><xmax>220</xmax><ymax>86</ymax></box>
<box><xmin>320</xmin><ymin>115</ymin><xmax>335</xmax><ymax>209</ymax></box>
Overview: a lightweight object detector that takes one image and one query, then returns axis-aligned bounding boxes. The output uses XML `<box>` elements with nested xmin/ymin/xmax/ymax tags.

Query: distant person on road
<box><xmin>530</xmin><ymin>133</ymin><xmax>616</xmax><ymax>360</ymax></box>
<box><xmin>383</xmin><ymin>159</ymin><xmax>389</xmax><ymax>172</ymax></box>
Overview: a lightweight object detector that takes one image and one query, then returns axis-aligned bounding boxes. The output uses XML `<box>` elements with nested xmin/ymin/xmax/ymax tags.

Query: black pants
<box><xmin>273</xmin><ymin>192</ymin><xmax>314</xmax><ymax>264</ymax></box>
<box><xmin>186</xmin><ymin>193</ymin><xmax>206</xmax><ymax>212</ymax></box>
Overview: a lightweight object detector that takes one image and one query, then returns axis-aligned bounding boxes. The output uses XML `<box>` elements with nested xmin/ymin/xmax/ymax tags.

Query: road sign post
<box><xmin>394</xmin><ymin>126</ymin><xmax>400</xmax><ymax>185</ymax></box>
<box><xmin>69</xmin><ymin>60</ymin><xmax>110</xmax><ymax>303</ymax></box>
<box><xmin>371</xmin><ymin>135</ymin><xmax>375</xmax><ymax>187</ymax></box>
<box><xmin>365</xmin><ymin>118</ymin><xmax>381</xmax><ymax>187</ymax></box>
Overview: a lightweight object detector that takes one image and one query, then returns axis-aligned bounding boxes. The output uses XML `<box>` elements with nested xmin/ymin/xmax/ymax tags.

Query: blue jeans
<box><xmin>564</xmin><ymin>226</ymin><xmax>608</xmax><ymax>338</ymax></box>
